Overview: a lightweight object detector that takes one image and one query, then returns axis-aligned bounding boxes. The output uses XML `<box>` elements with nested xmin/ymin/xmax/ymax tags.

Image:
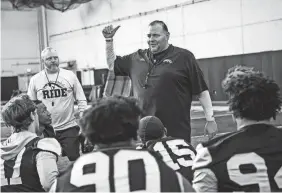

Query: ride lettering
<box><xmin>42</xmin><ymin>88</ymin><xmax>67</xmax><ymax>99</ymax></box>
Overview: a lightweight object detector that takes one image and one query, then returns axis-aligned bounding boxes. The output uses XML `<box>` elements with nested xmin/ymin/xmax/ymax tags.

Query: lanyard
<box><xmin>44</xmin><ymin>69</ymin><xmax>60</xmax><ymax>89</ymax></box>
<box><xmin>44</xmin><ymin>69</ymin><xmax>60</xmax><ymax>106</ymax></box>
<box><xmin>140</xmin><ymin>50</ymin><xmax>170</xmax><ymax>89</ymax></box>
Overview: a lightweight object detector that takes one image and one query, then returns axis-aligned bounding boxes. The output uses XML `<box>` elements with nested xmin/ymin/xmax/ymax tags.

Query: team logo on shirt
<box><xmin>163</xmin><ymin>59</ymin><xmax>172</xmax><ymax>64</ymax></box>
<box><xmin>41</xmin><ymin>82</ymin><xmax>68</xmax><ymax>99</ymax></box>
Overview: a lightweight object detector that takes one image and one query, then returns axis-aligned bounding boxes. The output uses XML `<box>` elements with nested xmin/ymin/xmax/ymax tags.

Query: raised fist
<box><xmin>102</xmin><ymin>25</ymin><xmax>120</xmax><ymax>39</ymax></box>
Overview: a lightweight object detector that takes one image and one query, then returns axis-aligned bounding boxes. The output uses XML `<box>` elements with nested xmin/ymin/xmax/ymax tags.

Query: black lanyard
<box><xmin>44</xmin><ymin>69</ymin><xmax>60</xmax><ymax>89</ymax></box>
<box><xmin>138</xmin><ymin>50</ymin><xmax>155</xmax><ymax>89</ymax></box>
<box><xmin>140</xmin><ymin>49</ymin><xmax>171</xmax><ymax>89</ymax></box>
<box><xmin>44</xmin><ymin>69</ymin><xmax>60</xmax><ymax>106</ymax></box>
<box><xmin>143</xmin><ymin>64</ymin><xmax>157</xmax><ymax>89</ymax></box>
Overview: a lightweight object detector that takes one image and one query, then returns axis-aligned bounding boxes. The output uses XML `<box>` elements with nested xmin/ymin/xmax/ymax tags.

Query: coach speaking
<box><xmin>102</xmin><ymin>20</ymin><xmax>218</xmax><ymax>143</ymax></box>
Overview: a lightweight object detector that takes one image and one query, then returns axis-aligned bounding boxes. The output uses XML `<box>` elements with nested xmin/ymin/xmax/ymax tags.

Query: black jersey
<box><xmin>146</xmin><ymin>136</ymin><xmax>196</xmax><ymax>182</ymax></box>
<box><xmin>52</xmin><ymin>146</ymin><xmax>194</xmax><ymax>192</ymax></box>
<box><xmin>193</xmin><ymin>124</ymin><xmax>282</xmax><ymax>192</ymax></box>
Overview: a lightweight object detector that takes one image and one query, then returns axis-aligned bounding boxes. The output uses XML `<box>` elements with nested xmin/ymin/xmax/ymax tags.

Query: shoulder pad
<box><xmin>192</xmin><ymin>143</ymin><xmax>212</xmax><ymax>170</ymax></box>
<box><xmin>146</xmin><ymin>140</ymin><xmax>157</xmax><ymax>149</ymax></box>
<box><xmin>37</xmin><ymin>138</ymin><xmax>62</xmax><ymax>156</ymax></box>
<box><xmin>136</xmin><ymin>145</ymin><xmax>144</xmax><ymax>150</ymax></box>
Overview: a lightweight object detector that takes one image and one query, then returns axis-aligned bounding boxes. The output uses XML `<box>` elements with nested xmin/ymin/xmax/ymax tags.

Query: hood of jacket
<box><xmin>1</xmin><ymin>131</ymin><xmax>37</xmax><ymax>160</ymax></box>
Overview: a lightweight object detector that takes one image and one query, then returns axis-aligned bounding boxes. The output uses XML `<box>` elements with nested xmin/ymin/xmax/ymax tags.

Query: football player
<box><xmin>50</xmin><ymin>96</ymin><xmax>194</xmax><ymax>192</ymax></box>
<box><xmin>1</xmin><ymin>94</ymin><xmax>61</xmax><ymax>192</ymax></box>
<box><xmin>137</xmin><ymin>116</ymin><xmax>197</xmax><ymax>182</ymax></box>
<box><xmin>32</xmin><ymin>100</ymin><xmax>56</xmax><ymax>138</ymax></box>
<box><xmin>192</xmin><ymin>65</ymin><xmax>282</xmax><ymax>192</ymax></box>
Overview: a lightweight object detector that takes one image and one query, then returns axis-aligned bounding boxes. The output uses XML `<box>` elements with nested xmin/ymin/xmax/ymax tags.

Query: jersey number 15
<box><xmin>153</xmin><ymin>139</ymin><xmax>196</xmax><ymax>170</ymax></box>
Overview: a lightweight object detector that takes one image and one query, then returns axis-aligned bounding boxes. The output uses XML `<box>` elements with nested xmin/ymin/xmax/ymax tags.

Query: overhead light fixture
<box><xmin>9</xmin><ymin>0</ymin><xmax>93</xmax><ymax>12</ymax></box>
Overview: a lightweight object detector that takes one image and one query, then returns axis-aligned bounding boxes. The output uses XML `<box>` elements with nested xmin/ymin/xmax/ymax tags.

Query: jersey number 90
<box><xmin>70</xmin><ymin>150</ymin><xmax>161</xmax><ymax>192</ymax></box>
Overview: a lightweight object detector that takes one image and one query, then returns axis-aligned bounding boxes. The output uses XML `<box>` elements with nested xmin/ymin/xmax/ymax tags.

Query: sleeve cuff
<box><xmin>206</xmin><ymin>115</ymin><xmax>215</xmax><ymax>121</ymax></box>
<box><xmin>105</xmin><ymin>38</ymin><xmax>113</xmax><ymax>42</ymax></box>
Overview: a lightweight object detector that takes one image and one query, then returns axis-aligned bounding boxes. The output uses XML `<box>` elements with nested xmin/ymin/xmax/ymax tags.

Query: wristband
<box><xmin>105</xmin><ymin>38</ymin><xmax>113</xmax><ymax>42</ymax></box>
<box><xmin>206</xmin><ymin>115</ymin><xmax>215</xmax><ymax>122</ymax></box>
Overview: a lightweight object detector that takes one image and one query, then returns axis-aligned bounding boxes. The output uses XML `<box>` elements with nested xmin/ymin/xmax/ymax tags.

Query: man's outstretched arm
<box><xmin>103</xmin><ymin>25</ymin><xmax>120</xmax><ymax>70</ymax></box>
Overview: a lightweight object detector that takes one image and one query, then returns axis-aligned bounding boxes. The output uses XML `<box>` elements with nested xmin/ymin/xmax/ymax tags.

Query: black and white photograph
<box><xmin>1</xmin><ymin>0</ymin><xmax>282</xmax><ymax>192</ymax></box>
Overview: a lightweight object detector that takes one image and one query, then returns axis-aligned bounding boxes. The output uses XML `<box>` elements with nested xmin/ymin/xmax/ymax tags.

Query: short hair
<box><xmin>138</xmin><ymin>116</ymin><xmax>166</xmax><ymax>143</ymax></box>
<box><xmin>41</xmin><ymin>47</ymin><xmax>57</xmax><ymax>59</ymax></box>
<box><xmin>32</xmin><ymin>100</ymin><xmax>43</xmax><ymax>105</ymax></box>
<box><xmin>222</xmin><ymin>65</ymin><xmax>282</xmax><ymax>121</ymax></box>
<box><xmin>10</xmin><ymin>90</ymin><xmax>22</xmax><ymax>99</ymax></box>
<box><xmin>79</xmin><ymin>96</ymin><xmax>143</xmax><ymax>144</ymax></box>
<box><xmin>2</xmin><ymin>94</ymin><xmax>37</xmax><ymax>132</ymax></box>
<box><xmin>149</xmin><ymin>20</ymin><xmax>169</xmax><ymax>33</ymax></box>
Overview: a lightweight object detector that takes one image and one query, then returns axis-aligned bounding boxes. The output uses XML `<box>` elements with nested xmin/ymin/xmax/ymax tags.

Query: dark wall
<box><xmin>197</xmin><ymin>50</ymin><xmax>282</xmax><ymax>101</ymax></box>
<box><xmin>76</xmin><ymin>71</ymin><xmax>82</xmax><ymax>84</ymax></box>
<box><xmin>1</xmin><ymin>76</ymin><xmax>19</xmax><ymax>101</ymax></box>
<box><xmin>94</xmin><ymin>68</ymin><xmax>109</xmax><ymax>85</ymax></box>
